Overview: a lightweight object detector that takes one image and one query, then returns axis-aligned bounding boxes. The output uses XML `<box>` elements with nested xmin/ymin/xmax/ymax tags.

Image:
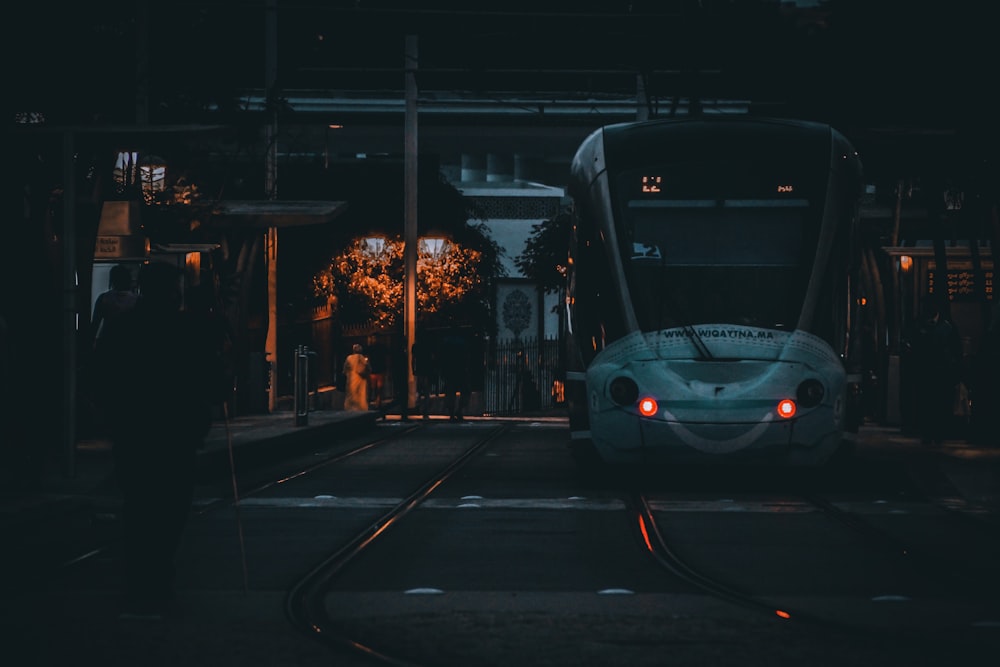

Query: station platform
<box><xmin>2</xmin><ymin>405</ymin><xmax>378</xmax><ymax>518</ymax></box>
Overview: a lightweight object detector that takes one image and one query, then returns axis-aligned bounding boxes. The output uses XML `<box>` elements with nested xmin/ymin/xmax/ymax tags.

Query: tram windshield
<box><xmin>623</xmin><ymin>198</ymin><xmax>814</xmax><ymax>331</ymax></box>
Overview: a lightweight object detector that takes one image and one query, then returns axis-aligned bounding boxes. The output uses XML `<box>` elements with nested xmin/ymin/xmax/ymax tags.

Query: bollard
<box><xmin>294</xmin><ymin>344</ymin><xmax>309</xmax><ymax>426</ymax></box>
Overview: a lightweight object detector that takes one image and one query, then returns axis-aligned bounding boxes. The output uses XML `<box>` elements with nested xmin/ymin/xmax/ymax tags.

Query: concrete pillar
<box><xmin>886</xmin><ymin>354</ymin><xmax>901</xmax><ymax>426</ymax></box>
<box><xmin>487</xmin><ymin>153</ymin><xmax>514</xmax><ymax>183</ymax></box>
<box><xmin>461</xmin><ymin>153</ymin><xmax>486</xmax><ymax>182</ymax></box>
<box><xmin>637</xmin><ymin>73</ymin><xmax>649</xmax><ymax>121</ymax></box>
<box><xmin>440</xmin><ymin>160</ymin><xmax>461</xmax><ymax>183</ymax></box>
<box><xmin>514</xmin><ymin>154</ymin><xmax>542</xmax><ymax>182</ymax></box>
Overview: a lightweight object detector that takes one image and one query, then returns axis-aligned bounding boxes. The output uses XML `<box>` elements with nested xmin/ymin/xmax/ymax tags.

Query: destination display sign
<box><xmin>927</xmin><ymin>268</ymin><xmax>994</xmax><ymax>301</ymax></box>
<box><xmin>635</xmin><ymin>174</ymin><xmax>801</xmax><ymax>200</ymax></box>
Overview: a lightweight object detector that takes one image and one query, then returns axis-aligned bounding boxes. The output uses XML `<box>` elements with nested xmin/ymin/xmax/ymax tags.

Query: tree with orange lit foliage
<box><xmin>294</xmin><ymin>168</ymin><xmax>504</xmax><ymax>336</ymax></box>
<box><xmin>418</xmin><ymin>241</ymin><xmax>482</xmax><ymax>315</ymax></box>
<box><xmin>313</xmin><ymin>236</ymin><xmax>485</xmax><ymax>330</ymax></box>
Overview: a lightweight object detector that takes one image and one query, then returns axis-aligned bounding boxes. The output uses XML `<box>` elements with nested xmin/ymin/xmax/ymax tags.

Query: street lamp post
<box><xmin>404</xmin><ymin>35</ymin><xmax>418</xmax><ymax>413</ymax></box>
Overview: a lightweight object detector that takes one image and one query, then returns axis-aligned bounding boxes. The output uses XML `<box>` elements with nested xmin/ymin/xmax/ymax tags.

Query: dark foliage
<box><xmin>515</xmin><ymin>210</ymin><xmax>571</xmax><ymax>295</ymax></box>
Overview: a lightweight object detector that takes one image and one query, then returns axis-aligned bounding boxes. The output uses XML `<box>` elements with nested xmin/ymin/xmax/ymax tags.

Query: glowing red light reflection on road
<box><xmin>637</xmin><ymin>515</ymin><xmax>653</xmax><ymax>552</ymax></box>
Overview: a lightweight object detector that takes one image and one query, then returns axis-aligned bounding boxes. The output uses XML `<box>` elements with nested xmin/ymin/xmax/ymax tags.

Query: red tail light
<box><xmin>638</xmin><ymin>397</ymin><xmax>658</xmax><ymax>417</ymax></box>
<box><xmin>777</xmin><ymin>399</ymin><xmax>796</xmax><ymax>419</ymax></box>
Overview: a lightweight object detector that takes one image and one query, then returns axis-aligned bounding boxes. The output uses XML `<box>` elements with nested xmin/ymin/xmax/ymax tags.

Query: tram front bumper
<box><xmin>590</xmin><ymin>406</ymin><xmax>841</xmax><ymax>465</ymax></box>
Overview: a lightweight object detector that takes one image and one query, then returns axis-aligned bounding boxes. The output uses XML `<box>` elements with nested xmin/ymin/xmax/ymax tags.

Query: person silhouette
<box><xmin>907</xmin><ymin>295</ymin><xmax>963</xmax><ymax>445</ymax></box>
<box><xmin>90</xmin><ymin>263</ymin><xmax>138</xmax><ymax>350</ymax></box>
<box><xmin>970</xmin><ymin>300</ymin><xmax>1000</xmax><ymax>444</ymax></box>
<box><xmin>391</xmin><ymin>337</ymin><xmax>410</xmax><ymax>421</ymax></box>
<box><xmin>412</xmin><ymin>336</ymin><xmax>436</xmax><ymax>420</ymax></box>
<box><xmin>440</xmin><ymin>328</ymin><xmax>471</xmax><ymax>422</ymax></box>
<box><xmin>342</xmin><ymin>343</ymin><xmax>371</xmax><ymax>412</ymax></box>
<box><xmin>95</xmin><ymin>262</ymin><xmax>223</xmax><ymax>617</ymax></box>
<box><xmin>367</xmin><ymin>337</ymin><xmax>388</xmax><ymax>415</ymax></box>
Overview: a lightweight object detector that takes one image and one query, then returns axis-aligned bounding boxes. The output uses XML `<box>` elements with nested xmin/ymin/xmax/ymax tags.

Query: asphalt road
<box><xmin>3</xmin><ymin>418</ymin><xmax>998</xmax><ymax>667</ymax></box>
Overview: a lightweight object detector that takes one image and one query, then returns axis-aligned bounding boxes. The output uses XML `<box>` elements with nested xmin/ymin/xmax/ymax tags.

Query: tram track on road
<box><xmin>285</xmin><ymin>422</ymin><xmax>513</xmax><ymax>666</ymax></box>
<box><xmin>631</xmin><ymin>484</ymin><xmax>1000</xmax><ymax>645</ymax></box>
<box><xmin>17</xmin><ymin>423</ymin><xmax>1000</xmax><ymax>667</ymax></box>
<box><xmin>798</xmin><ymin>490</ymin><xmax>1000</xmax><ymax>596</ymax></box>
<box><xmin>801</xmin><ymin>492</ymin><xmax>941</xmax><ymax>572</ymax></box>
<box><xmin>43</xmin><ymin>420</ymin><xmax>514</xmax><ymax>667</ymax></box>
<box><xmin>192</xmin><ymin>421</ymin><xmax>425</xmax><ymax>517</ymax></box>
<box><xmin>56</xmin><ymin>421</ymin><xmax>425</xmax><ymax>572</ymax></box>
<box><xmin>628</xmin><ymin>492</ymin><xmax>834</xmax><ymax>629</ymax></box>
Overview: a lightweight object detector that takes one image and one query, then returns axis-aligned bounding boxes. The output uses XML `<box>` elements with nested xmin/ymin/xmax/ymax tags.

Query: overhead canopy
<box><xmin>208</xmin><ymin>200</ymin><xmax>349</xmax><ymax>229</ymax></box>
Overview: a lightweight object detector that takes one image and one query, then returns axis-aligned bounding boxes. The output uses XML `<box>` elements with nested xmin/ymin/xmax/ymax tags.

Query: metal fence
<box><xmin>483</xmin><ymin>336</ymin><xmax>560</xmax><ymax>416</ymax></box>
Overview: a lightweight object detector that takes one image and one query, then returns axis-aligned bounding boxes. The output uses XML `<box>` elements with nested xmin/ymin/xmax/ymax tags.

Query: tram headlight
<box><xmin>609</xmin><ymin>376</ymin><xmax>639</xmax><ymax>406</ymax></box>
<box><xmin>796</xmin><ymin>379</ymin><xmax>825</xmax><ymax>408</ymax></box>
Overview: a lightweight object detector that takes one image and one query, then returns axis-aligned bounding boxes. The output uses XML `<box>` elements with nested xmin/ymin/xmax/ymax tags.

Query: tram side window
<box><xmin>811</xmin><ymin>201</ymin><xmax>854</xmax><ymax>348</ymax></box>
<box><xmin>573</xmin><ymin>231</ymin><xmax>623</xmax><ymax>364</ymax></box>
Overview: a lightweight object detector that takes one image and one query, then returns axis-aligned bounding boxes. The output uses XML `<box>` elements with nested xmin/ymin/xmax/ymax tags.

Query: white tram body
<box><xmin>564</xmin><ymin>117</ymin><xmax>865</xmax><ymax>466</ymax></box>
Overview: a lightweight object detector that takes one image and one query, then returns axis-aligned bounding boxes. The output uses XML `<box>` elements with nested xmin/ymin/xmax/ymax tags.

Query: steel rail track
<box><xmin>57</xmin><ymin>423</ymin><xmax>424</xmax><ymax>570</ymax></box>
<box><xmin>284</xmin><ymin>423</ymin><xmax>513</xmax><ymax>667</ymax></box>
<box><xmin>193</xmin><ymin>422</ymin><xmax>425</xmax><ymax>517</ymax></box>
<box><xmin>800</xmin><ymin>492</ymin><xmax>990</xmax><ymax>590</ymax></box>
<box><xmin>634</xmin><ymin>487</ymin><xmax>1000</xmax><ymax>643</ymax></box>
<box><xmin>628</xmin><ymin>493</ymin><xmax>799</xmax><ymax>619</ymax></box>
<box><xmin>628</xmin><ymin>492</ymin><xmax>881</xmax><ymax>634</ymax></box>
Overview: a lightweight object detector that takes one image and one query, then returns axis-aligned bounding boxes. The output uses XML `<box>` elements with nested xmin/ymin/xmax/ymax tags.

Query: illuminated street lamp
<box><xmin>420</xmin><ymin>236</ymin><xmax>446</xmax><ymax>257</ymax></box>
<box><xmin>363</xmin><ymin>236</ymin><xmax>387</xmax><ymax>257</ymax></box>
<box><xmin>139</xmin><ymin>154</ymin><xmax>167</xmax><ymax>203</ymax></box>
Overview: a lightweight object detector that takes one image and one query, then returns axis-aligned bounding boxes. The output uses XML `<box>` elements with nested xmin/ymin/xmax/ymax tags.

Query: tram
<box><xmin>563</xmin><ymin>117</ymin><xmax>865</xmax><ymax>466</ymax></box>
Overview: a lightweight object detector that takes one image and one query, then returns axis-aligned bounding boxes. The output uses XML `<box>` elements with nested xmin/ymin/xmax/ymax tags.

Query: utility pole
<box><xmin>636</xmin><ymin>73</ymin><xmax>649</xmax><ymax>121</ymax></box>
<box><xmin>404</xmin><ymin>35</ymin><xmax>418</xmax><ymax>413</ymax></box>
<box><xmin>62</xmin><ymin>130</ymin><xmax>77</xmax><ymax>478</ymax></box>
<box><xmin>890</xmin><ymin>179</ymin><xmax>904</xmax><ymax>353</ymax></box>
<box><xmin>265</xmin><ymin>0</ymin><xmax>279</xmax><ymax>412</ymax></box>
<box><xmin>135</xmin><ymin>0</ymin><xmax>150</xmax><ymax>125</ymax></box>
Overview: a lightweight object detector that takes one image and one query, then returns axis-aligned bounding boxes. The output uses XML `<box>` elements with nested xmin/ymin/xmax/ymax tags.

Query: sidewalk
<box><xmin>856</xmin><ymin>423</ymin><xmax>1000</xmax><ymax>513</ymax></box>
<box><xmin>0</xmin><ymin>407</ymin><xmax>379</xmax><ymax>524</ymax></box>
